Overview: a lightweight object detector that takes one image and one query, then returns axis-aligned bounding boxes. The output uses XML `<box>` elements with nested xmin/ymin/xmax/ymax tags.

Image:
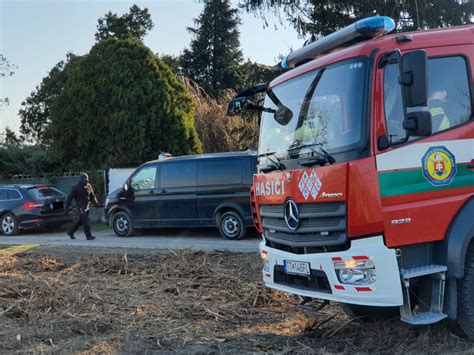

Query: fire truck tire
<box><xmin>340</xmin><ymin>303</ymin><xmax>398</xmax><ymax>322</ymax></box>
<box><xmin>457</xmin><ymin>243</ymin><xmax>474</xmax><ymax>340</ymax></box>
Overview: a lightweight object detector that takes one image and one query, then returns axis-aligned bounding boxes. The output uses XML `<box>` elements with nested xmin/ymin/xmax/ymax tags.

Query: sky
<box><xmin>0</xmin><ymin>0</ymin><xmax>303</xmax><ymax>133</ymax></box>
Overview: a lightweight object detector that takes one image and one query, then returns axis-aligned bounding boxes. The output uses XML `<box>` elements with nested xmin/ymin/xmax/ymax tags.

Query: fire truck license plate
<box><xmin>284</xmin><ymin>260</ymin><xmax>311</xmax><ymax>276</ymax></box>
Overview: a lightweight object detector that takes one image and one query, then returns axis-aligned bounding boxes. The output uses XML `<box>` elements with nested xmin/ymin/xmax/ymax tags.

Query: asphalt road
<box><xmin>0</xmin><ymin>228</ymin><xmax>261</xmax><ymax>253</ymax></box>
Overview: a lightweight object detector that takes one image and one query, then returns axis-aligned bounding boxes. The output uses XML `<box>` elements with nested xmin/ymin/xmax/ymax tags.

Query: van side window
<box><xmin>0</xmin><ymin>189</ymin><xmax>7</xmax><ymax>201</ymax></box>
<box><xmin>130</xmin><ymin>165</ymin><xmax>157</xmax><ymax>191</ymax></box>
<box><xmin>198</xmin><ymin>159</ymin><xmax>242</xmax><ymax>186</ymax></box>
<box><xmin>161</xmin><ymin>162</ymin><xmax>197</xmax><ymax>188</ymax></box>
<box><xmin>7</xmin><ymin>190</ymin><xmax>21</xmax><ymax>200</ymax></box>
<box><xmin>383</xmin><ymin>56</ymin><xmax>472</xmax><ymax>142</ymax></box>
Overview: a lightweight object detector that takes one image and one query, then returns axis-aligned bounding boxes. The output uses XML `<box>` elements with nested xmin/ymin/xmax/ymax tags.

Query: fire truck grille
<box><xmin>273</xmin><ymin>265</ymin><xmax>332</xmax><ymax>294</ymax></box>
<box><xmin>260</xmin><ymin>202</ymin><xmax>347</xmax><ymax>251</ymax></box>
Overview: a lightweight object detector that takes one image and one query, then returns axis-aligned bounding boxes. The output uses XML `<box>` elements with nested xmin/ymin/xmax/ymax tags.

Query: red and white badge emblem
<box><xmin>298</xmin><ymin>170</ymin><xmax>322</xmax><ymax>200</ymax></box>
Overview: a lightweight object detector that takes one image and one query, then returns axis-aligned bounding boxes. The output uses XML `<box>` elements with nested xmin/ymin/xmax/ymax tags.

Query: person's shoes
<box><xmin>67</xmin><ymin>232</ymin><xmax>76</xmax><ymax>240</ymax></box>
<box><xmin>86</xmin><ymin>236</ymin><xmax>96</xmax><ymax>240</ymax></box>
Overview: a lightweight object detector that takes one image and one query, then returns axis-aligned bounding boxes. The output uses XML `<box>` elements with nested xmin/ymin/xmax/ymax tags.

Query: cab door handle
<box><xmin>468</xmin><ymin>159</ymin><xmax>474</xmax><ymax>170</ymax></box>
<box><xmin>160</xmin><ymin>189</ymin><xmax>167</xmax><ymax>194</ymax></box>
<box><xmin>149</xmin><ymin>190</ymin><xmax>156</xmax><ymax>195</ymax></box>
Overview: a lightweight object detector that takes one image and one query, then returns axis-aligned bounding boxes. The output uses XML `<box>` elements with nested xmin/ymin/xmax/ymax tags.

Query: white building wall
<box><xmin>108</xmin><ymin>168</ymin><xmax>136</xmax><ymax>194</ymax></box>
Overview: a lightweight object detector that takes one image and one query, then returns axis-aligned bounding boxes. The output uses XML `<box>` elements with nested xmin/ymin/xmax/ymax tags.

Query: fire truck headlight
<box><xmin>334</xmin><ymin>259</ymin><xmax>376</xmax><ymax>285</ymax></box>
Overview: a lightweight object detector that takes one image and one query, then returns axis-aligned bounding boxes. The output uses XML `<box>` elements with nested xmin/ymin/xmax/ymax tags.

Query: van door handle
<box><xmin>161</xmin><ymin>189</ymin><xmax>167</xmax><ymax>194</ymax></box>
<box><xmin>149</xmin><ymin>190</ymin><xmax>155</xmax><ymax>195</ymax></box>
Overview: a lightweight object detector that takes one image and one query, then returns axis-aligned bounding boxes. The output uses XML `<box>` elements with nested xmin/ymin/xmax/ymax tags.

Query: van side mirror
<box><xmin>123</xmin><ymin>183</ymin><xmax>129</xmax><ymax>192</ymax></box>
<box><xmin>403</xmin><ymin>111</ymin><xmax>432</xmax><ymax>137</ymax></box>
<box><xmin>399</xmin><ymin>50</ymin><xmax>428</xmax><ymax>107</ymax></box>
<box><xmin>227</xmin><ymin>97</ymin><xmax>248</xmax><ymax>116</ymax></box>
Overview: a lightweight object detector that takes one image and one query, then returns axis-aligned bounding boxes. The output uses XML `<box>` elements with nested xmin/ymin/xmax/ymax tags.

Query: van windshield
<box><xmin>258</xmin><ymin>57</ymin><xmax>369</xmax><ymax>162</ymax></box>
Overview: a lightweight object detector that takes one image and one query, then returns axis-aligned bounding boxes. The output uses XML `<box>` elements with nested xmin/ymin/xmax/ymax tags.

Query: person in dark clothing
<box><xmin>64</xmin><ymin>173</ymin><xmax>100</xmax><ymax>240</ymax></box>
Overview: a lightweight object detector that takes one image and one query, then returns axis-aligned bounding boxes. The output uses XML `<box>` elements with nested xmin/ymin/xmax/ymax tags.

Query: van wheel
<box><xmin>340</xmin><ymin>303</ymin><xmax>398</xmax><ymax>322</ymax></box>
<box><xmin>457</xmin><ymin>243</ymin><xmax>474</xmax><ymax>340</ymax></box>
<box><xmin>218</xmin><ymin>211</ymin><xmax>247</xmax><ymax>240</ymax></box>
<box><xmin>112</xmin><ymin>212</ymin><xmax>134</xmax><ymax>237</ymax></box>
<box><xmin>1</xmin><ymin>213</ymin><xmax>19</xmax><ymax>236</ymax></box>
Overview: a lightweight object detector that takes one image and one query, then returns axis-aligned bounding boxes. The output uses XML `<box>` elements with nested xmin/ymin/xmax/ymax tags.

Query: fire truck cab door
<box><xmin>375</xmin><ymin>48</ymin><xmax>474</xmax><ymax>247</ymax></box>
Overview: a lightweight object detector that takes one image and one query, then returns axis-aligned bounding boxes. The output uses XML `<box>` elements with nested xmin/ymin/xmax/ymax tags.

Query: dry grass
<box><xmin>0</xmin><ymin>247</ymin><xmax>473</xmax><ymax>354</ymax></box>
<box><xmin>180</xmin><ymin>76</ymin><xmax>259</xmax><ymax>153</ymax></box>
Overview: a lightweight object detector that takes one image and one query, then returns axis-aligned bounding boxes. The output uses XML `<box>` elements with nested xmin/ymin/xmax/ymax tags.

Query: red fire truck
<box><xmin>228</xmin><ymin>17</ymin><xmax>474</xmax><ymax>337</ymax></box>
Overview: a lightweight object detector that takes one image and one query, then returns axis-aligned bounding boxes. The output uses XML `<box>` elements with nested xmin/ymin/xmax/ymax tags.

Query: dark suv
<box><xmin>105</xmin><ymin>151</ymin><xmax>257</xmax><ymax>240</ymax></box>
<box><xmin>0</xmin><ymin>185</ymin><xmax>72</xmax><ymax>236</ymax></box>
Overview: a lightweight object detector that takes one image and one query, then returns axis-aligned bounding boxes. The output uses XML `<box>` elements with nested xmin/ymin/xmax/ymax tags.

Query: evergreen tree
<box><xmin>19</xmin><ymin>40</ymin><xmax>202</xmax><ymax>170</ymax></box>
<box><xmin>45</xmin><ymin>39</ymin><xmax>202</xmax><ymax>169</ymax></box>
<box><xmin>19</xmin><ymin>55</ymin><xmax>78</xmax><ymax>144</ymax></box>
<box><xmin>181</xmin><ymin>0</ymin><xmax>243</xmax><ymax>97</ymax></box>
<box><xmin>95</xmin><ymin>5</ymin><xmax>154</xmax><ymax>42</ymax></box>
<box><xmin>240</xmin><ymin>0</ymin><xmax>474</xmax><ymax>38</ymax></box>
<box><xmin>95</xmin><ymin>4</ymin><xmax>154</xmax><ymax>42</ymax></box>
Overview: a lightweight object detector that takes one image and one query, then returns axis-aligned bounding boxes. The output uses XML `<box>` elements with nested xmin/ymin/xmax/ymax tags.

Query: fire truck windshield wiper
<box><xmin>287</xmin><ymin>142</ymin><xmax>336</xmax><ymax>166</ymax></box>
<box><xmin>258</xmin><ymin>151</ymin><xmax>286</xmax><ymax>173</ymax></box>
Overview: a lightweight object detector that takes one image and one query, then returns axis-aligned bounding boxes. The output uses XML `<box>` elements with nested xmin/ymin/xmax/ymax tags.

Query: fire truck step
<box><xmin>401</xmin><ymin>311</ymin><xmax>448</xmax><ymax>325</ymax></box>
<box><xmin>399</xmin><ymin>264</ymin><xmax>448</xmax><ymax>325</ymax></box>
<box><xmin>400</xmin><ymin>265</ymin><xmax>447</xmax><ymax>279</ymax></box>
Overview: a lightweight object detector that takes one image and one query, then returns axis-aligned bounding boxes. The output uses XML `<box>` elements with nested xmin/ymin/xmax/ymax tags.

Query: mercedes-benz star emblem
<box><xmin>284</xmin><ymin>199</ymin><xmax>299</xmax><ymax>231</ymax></box>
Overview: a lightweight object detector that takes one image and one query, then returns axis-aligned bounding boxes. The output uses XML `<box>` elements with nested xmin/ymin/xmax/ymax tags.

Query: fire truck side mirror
<box><xmin>227</xmin><ymin>97</ymin><xmax>248</xmax><ymax>117</ymax></box>
<box><xmin>403</xmin><ymin>111</ymin><xmax>432</xmax><ymax>137</ymax></box>
<box><xmin>399</xmin><ymin>50</ymin><xmax>428</xmax><ymax>107</ymax></box>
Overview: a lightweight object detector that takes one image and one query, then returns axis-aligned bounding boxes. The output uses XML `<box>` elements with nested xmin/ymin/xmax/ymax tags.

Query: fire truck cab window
<box><xmin>383</xmin><ymin>56</ymin><xmax>472</xmax><ymax>142</ymax></box>
<box><xmin>258</xmin><ymin>58</ymin><xmax>368</xmax><ymax>159</ymax></box>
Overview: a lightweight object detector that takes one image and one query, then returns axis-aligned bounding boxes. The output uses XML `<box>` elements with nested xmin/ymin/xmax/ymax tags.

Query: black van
<box><xmin>105</xmin><ymin>151</ymin><xmax>257</xmax><ymax>240</ymax></box>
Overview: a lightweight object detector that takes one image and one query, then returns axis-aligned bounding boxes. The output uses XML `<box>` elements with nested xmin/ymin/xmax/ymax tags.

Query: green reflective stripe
<box><xmin>379</xmin><ymin>164</ymin><xmax>474</xmax><ymax>197</ymax></box>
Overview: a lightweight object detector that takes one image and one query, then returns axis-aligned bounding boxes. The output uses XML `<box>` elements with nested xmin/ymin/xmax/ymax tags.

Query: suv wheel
<box><xmin>218</xmin><ymin>211</ymin><xmax>247</xmax><ymax>240</ymax></box>
<box><xmin>457</xmin><ymin>243</ymin><xmax>474</xmax><ymax>340</ymax></box>
<box><xmin>112</xmin><ymin>212</ymin><xmax>134</xmax><ymax>237</ymax></box>
<box><xmin>1</xmin><ymin>213</ymin><xmax>19</xmax><ymax>236</ymax></box>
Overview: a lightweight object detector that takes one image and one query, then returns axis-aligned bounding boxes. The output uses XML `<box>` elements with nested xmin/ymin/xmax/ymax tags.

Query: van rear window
<box><xmin>198</xmin><ymin>159</ymin><xmax>242</xmax><ymax>186</ymax></box>
<box><xmin>28</xmin><ymin>187</ymin><xmax>65</xmax><ymax>200</ymax></box>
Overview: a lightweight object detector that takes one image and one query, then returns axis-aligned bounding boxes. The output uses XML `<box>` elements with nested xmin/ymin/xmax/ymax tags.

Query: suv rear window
<box><xmin>28</xmin><ymin>187</ymin><xmax>65</xmax><ymax>200</ymax></box>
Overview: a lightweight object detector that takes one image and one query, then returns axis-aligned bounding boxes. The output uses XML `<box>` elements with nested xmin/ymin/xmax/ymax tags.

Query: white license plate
<box><xmin>284</xmin><ymin>260</ymin><xmax>311</xmax><ymax>276</ymax></box>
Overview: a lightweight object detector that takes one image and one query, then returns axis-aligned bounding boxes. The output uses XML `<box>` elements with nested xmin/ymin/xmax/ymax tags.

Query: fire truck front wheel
<box><xmin>340</xmin><ymin>303</ymin><xmax>398</xmax><ymax>322</ymax></box>
<box><xmin>457</xmin><ymin>243</ymin><xmax>474</xmax><ymax>340</ymax></box>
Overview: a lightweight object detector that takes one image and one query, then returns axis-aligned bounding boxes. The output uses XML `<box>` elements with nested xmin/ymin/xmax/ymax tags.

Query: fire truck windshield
<box><xmin>258</xmin><ymin>57</ymin><xmax>369</xmax><ymax>162</ymax></box>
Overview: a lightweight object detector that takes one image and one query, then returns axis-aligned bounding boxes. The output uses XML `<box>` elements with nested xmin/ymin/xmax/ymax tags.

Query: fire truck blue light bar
<box><xmin>280</xmin><ymin>16</ymin><xmax>396</xmax><ymax>69</ymax></box>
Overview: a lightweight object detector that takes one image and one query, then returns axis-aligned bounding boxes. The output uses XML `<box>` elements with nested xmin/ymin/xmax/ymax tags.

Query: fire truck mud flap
<box><xmin>260</xmin><ymin>236</ymin><xmax>404</xmax><ymax>307</ymax></box>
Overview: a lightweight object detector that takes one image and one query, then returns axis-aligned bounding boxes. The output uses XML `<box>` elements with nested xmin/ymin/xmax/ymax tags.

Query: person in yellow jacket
<box><xmin>429</xmin><ymin>105</ymin><xmax>450</xmax><ymax>132</ymax></box>
<box><xmin>428</xmin><ymin>89</ymin><xmax>451</xmax><ymax>133</ymax></box>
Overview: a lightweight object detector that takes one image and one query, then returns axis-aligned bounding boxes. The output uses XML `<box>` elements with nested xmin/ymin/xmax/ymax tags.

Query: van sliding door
<box><xmin>158</xmin><ymin>161</ymin><xmax>198</xmax><ymax>227</ymax></box>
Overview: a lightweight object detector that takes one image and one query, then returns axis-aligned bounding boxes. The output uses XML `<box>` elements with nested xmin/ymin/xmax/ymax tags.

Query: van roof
<box><xmin>147</xmin><ymin>150</ymin><xmax>257</xmax><ymax>165</ymax></box>
<box><xmin>270</xmin><ymin>24</ymin><xmax>474</xmax><ymax>89</ymax></box>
